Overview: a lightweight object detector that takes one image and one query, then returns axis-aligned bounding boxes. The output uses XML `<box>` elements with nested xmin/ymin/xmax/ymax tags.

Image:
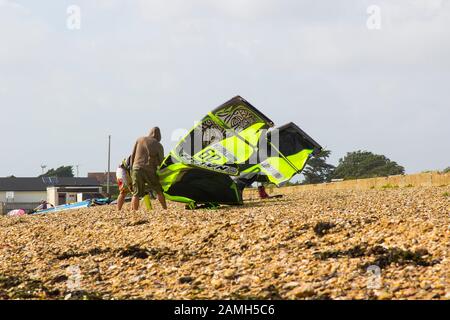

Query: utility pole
<box><xmin>40</xmin><ymin>164</ymin><xmax>47</xmax><ymax>175</ymax></box>
<box><xmin>75</xmin><ymin>164</ymin><xmax>80</xmax><ymax>178</ymax></box>
<box><xmin>107</xmin><ymin>135</ymin><xmax>111</xmax><ymax>194</ymax></box>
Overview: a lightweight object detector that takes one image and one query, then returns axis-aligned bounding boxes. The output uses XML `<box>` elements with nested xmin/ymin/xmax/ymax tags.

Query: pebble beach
<box><xmin>0</xmin><ymin>186</ymin><xmax>448</xmax><ymax>300</ymax></box>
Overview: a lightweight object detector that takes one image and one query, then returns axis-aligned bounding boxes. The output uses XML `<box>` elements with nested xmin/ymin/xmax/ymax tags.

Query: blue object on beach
<box><xmin>33</xmin><ymin>200</ymin><xmax>92</xmax><ymax>215</ymax></box>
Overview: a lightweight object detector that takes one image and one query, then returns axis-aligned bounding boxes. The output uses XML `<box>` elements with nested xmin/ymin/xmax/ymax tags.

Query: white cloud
<box><xmin>0</xmin><ymin>0</ymin><xmax>27</xmax><ymax>10</ymax></box>
<box><xmin>137</xmin><ymin>0</ymin><xmax>196</xmax><ymax>22</ymax></box>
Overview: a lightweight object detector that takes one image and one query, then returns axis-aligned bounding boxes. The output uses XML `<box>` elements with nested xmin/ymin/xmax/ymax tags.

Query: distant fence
<box><xmin>0</xmin><ymin>202</ymin><xmax>41</xmax><ymax>215</ymax></box>
<box><xmin>244</xmin><ymin>172</ymin><xmax>450</xmax><ymax>198</ymax></box>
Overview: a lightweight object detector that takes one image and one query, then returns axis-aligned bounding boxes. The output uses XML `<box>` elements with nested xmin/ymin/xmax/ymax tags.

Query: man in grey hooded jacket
<box><xmin>130</xmin><ymin>127</ymin><xmax>167</xmax><ymax>210</ymax></box>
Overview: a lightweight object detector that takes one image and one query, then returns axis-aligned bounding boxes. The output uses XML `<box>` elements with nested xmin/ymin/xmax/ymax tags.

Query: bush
<box><xmin>332</xmin><ymin>150</ymin><xmax>405</xmax><ymax>180</ymax></box>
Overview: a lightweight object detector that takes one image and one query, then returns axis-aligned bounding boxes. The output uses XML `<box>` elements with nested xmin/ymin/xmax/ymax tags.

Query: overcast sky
<box><xmin>1</xmin><ymin>0</ymin><xmax>449</xmax><ymax>177</ymax></box>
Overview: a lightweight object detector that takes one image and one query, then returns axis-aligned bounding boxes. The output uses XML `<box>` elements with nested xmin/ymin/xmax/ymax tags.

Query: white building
<box><xmin>0</xmin><ymin>177</ymin><xmax>102</xmax><ymax>214</ymax></box>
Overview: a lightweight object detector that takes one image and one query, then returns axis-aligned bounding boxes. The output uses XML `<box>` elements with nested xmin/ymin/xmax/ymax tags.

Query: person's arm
<box><xmin>157</xmin><ymin>144</ymin><xmax>164</xmax><ymax>166</ymax></box>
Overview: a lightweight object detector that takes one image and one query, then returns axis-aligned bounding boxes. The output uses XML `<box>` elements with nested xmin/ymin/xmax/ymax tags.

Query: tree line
<box><xmin>35</xmin><ymin>154</ymin><xmax>449</xmax><ymax>185</ymax></box>
<box><xmin>302</xmin><ymin>150</ymin><xmax>406</xmax><ymax>184</ymax></box>
<box><xmin>39</xmin><ymin>166</ymin><xmax>74</xmax><ymax>178</ymax></box>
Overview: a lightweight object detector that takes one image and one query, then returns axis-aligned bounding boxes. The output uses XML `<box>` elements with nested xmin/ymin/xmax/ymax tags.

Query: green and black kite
<box><xmin>158</xmin><ymin>96</ymin><xmax>322</xmax><ymax>206</ymax></box>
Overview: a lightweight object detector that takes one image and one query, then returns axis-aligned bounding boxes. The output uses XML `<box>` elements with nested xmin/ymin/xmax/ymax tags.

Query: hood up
<box><xmin>149</xmin><ymin>127</ymin><xmax>161</xmax><ymax>142</ymax></box>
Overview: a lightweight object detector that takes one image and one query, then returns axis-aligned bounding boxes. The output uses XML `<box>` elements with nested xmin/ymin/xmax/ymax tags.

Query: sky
<box><xmin>1</xmin><ymin>0</ymin><xmax>449</xmax><ymax>177</ymax></box>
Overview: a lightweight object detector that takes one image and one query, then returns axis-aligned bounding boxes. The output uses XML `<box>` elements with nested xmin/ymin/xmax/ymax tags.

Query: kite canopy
<box><xmin>158</xmin><ymin>96</ymin><xmax>322</xmax><ymax>206</ymax></box>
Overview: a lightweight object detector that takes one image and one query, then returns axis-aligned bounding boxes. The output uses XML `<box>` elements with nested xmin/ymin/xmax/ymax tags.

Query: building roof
<box><xmin>88</xmin><ymin>172</ymin><xmax>117</xmax><ymax>185</ymax></box>
<box><xmin>0</xmin><ymin>177</ymin><xmax>101</xmax><ymax>192</ymax></box>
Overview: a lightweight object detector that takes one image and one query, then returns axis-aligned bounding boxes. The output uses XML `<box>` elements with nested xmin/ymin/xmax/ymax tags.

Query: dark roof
<box><xmin>87</xmin><ymin>172</ymin><xmax>117</xmax><ymax>185</ymax></box>
<box><xmin>0</xmin><ymin>177</ymin><xmax>101</xmax><ymax>192</ymax></box>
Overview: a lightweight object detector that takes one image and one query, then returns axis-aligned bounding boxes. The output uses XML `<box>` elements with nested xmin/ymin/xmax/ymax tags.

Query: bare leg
<box><xmin>131</xmin><ymin>196</ymin><xmax>140</xmax><ymax>211</ymax></box>
<box><xmin>117</xmin><ymin>192</ymin><xmax>126</xmax><ymax>210</ymax></box>
<box><xmin>157</xmin><ymin>192</ymin><xmax>167</xmax><ymax>209</ymax></box>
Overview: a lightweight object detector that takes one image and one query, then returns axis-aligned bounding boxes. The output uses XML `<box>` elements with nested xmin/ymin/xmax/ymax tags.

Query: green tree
<box><xmin>302</xmin><ymin>149</ymin><xmax>336</xmax><ymax>184</ymax></box>
<box><xmin>39</xmin><ymin>166</ymin><xmax>74</xmax><ymax>177</ymax></box>
<box><xmin>332</xmin><ymin>150</ymin><xmax>404</xmax><ymax>180</ymax></box>
<box><xmin>443</xmin><ymin>167</ymin><xmax>450</xmax><ymax>173</ymax></box>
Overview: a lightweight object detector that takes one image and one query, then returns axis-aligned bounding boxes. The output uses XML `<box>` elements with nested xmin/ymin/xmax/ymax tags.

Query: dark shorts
<box><xmin>131</xmin><ymin>168</ymin><xmax>163</xmax><ymax>198</ymax></box>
